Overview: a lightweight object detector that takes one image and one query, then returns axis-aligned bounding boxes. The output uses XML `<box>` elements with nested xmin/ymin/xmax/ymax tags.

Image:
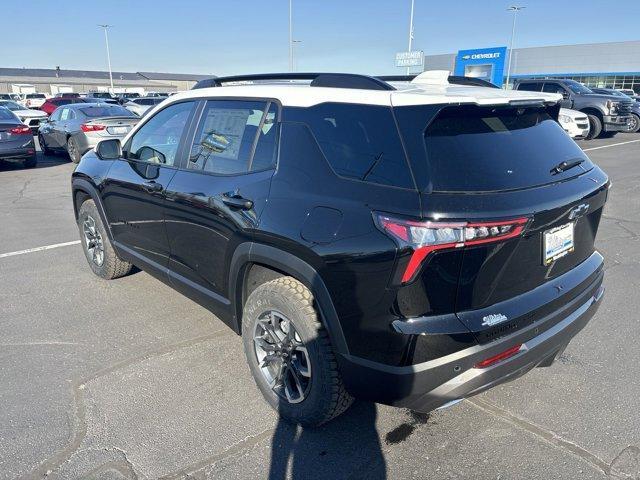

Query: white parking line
<box><xmin>583</xmin><ymin>139</ymin><xmax>640</xmax><ymax>152</ymax></box>
<box><xmin>0</xmin><ymin>240</ymin><xmax>80</xmax><ymax>259</ymax></box>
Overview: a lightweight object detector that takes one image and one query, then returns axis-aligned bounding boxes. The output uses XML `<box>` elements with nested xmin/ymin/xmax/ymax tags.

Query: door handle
<box><xmin>221</xmin><ymin>194</ymin><xmax>253</xmax><ymax>210</ymax></box>
<box><xmin>142</xmin><ymin>180</ymin><xmax>163</xmax><ymax>193</ymax></box>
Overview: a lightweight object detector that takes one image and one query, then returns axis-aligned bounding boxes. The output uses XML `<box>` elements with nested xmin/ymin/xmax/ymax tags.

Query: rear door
<box><xmin>164</xmin><ymin>99</ymin><xmax>278</xmax><ymax>312</ymax></box>
<box><xmin>100</xmin><ymin>100</ymin><xmax>197</xmax><ymax>273</ymax></box>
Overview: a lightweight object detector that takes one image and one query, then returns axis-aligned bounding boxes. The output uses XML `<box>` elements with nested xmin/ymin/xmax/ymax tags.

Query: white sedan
<box><xmin>558</xmin><ymin>108</ymin><xmax>590</xmax><ymax>140</ymax></box>
<box><xmin>0</xmin><ymin>100</ymin><xmax>48</xmax><ymax>133</ymax></box>
<box><xmin>123</xmin><ymin>97</ymin><xmax>165</xmax><ymax>117</ymax></box>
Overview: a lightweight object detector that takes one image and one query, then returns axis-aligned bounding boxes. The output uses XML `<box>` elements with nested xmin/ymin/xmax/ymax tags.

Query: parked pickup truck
<box><xmin>514</xmin><ymin>78</ymin><xmax>633</xmax><ymax>139</ymax></box>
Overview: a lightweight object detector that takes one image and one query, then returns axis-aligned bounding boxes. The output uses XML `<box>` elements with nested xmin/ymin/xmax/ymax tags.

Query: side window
<box><xmin>298</xmin><ymin>103</ymin><xmax>414</xmax><ymax>189</ymax></box>
<box><xmin>517</xmin><ymin>82</ymin><xmax>543</xmax><ymax>92</ymax></box>
<box><xmin>188</xmin><ymin>100</ymin><xmax>277</xmax><ymax>175</ymax></box>
<box><xmin>127</xmin><ymin>101</ymin><xmax>194</xmax><ymax>166</ymax></box>
<box><xmin>50</xmin><ymin>109</ymin><xmax>61</xmax><ymax>121</ymax></box>
<box><xmin>542</xmin><ymin>83</ymin><xmax>567</xmax><ymax>95</ymax></box>
<box><xmin>59</xmin><ymin>108</ymin><xmax>71</xmax><ymax>121</ymax></box>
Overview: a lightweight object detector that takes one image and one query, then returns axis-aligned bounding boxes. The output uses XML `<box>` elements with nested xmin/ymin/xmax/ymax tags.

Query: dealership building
<box><xmin>0</xmin><ymin>67</ymin><xmax>210</xmax><ymax>95</ymax></box>
<box><xmin>424</xmin><ymin>40</ymin><xmax>640</xmax><ymax>92</ymax></box>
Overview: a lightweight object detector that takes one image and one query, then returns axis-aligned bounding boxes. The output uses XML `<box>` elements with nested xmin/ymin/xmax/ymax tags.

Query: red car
<box><xmin>40</xmin><ymin>97</ymin><xmax>88</xmax><ymax>116</ymax></box>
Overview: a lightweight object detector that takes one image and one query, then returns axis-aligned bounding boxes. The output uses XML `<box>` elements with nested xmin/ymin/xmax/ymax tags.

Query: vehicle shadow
<box><xmin>0</xmin><ymin>150</ymin><xmax>71</xmax><ymax>171</ymax></box>
<box><xmin>268</xmin><ymin>400</ymin><xmax>386</xmax><ymax>480</ymax></box>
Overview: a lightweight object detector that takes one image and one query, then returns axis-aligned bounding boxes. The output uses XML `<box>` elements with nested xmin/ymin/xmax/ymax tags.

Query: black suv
<box><xmin>514</xmin><ymin>78</ymin><xmax>633</xmax><ymax>139</ymax></box>
<box><xmin>72</xmin><ymin>73</ymin><xmax>608</xmax><ymax>426</ymax></box>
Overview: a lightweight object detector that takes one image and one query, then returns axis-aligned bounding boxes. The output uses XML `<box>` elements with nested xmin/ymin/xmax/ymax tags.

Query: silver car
<box><xmin>38</xmin><ymin>103</ymin><xmax>139</xmax><ymax>163</ymax></box>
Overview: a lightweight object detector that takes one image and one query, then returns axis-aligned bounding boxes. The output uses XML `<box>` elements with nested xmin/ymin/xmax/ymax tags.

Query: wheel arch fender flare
<box><xmin>71</xmin><ymin>177</ymin><xmax>114</xmax><ymax>242</ymax></box>
<box><xmin>229</xmin><ymin>242</ymin><xmax>349</xmax><ymax>355</ymax></box>
<box><xmin>580</xmin><ymin>106</ymin><xmax>605</xmax><ymax>120</ymax></box>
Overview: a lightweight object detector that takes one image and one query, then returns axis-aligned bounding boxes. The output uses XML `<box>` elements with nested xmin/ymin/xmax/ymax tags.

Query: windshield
<box><xmin>0</xmin><ymin>101</ymin><xmax>24</xmax><ymax>111</ymax></box>
<box><xmin>26</xmin><ymin>93</ymin><xmax>46</xmax><ymax>98</ymax></box>
<box><xmin>80</xmin><ymin>105</ymin><xmax>134</xmax><ymax>117</ymax></box>
<box><xmin>91</xmin><ymin>92</ymin><xmax>112</xmax><ymax>98</ymax></box>
<box><xmin>564</xmin><ymin>80</ymin><xmax>593</xmax><ymax>94</ymax></box>
<box><xmin>422</xmin><ymin>105</ymin><xmax>593</xmax><ymax>192</ymax></box>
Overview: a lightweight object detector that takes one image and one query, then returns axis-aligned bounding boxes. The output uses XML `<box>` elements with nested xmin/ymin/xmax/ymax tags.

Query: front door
<box><xmin>101</xmin><ymin>100</ymin><xmax>197</xmax><ymax>273</ymax></box>
<box><xmin>164</xmin><ymin>99</ymin><xmax>278</xmax><ymax>314</ymax></box>
<box><xmin>53</xmin><ymin>107</ymin><xmax>73</xmax><ymax>147</ymax></box>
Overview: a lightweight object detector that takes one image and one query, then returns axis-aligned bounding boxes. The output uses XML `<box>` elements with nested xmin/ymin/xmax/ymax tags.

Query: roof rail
<box><xmin>377</xmin><ymin>74</ymin><xmax>499</xmax><ymax>89</ymax></box>
<box><xmin>192</xmin><ymin>73</ymin><xmax>395</xmax><ymax>91</ymax></box>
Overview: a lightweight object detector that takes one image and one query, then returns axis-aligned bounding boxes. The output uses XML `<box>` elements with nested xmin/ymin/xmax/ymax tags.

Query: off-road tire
<box><xmin>78</xmin><ymin>199</ymin><xmax>132</xmax><ymax>279</ymax></box>
<box><xmin>242</xmin><ymin>277</ymin><xmax>354</xmax><ymax>426</ymax></box>
<box><xmin>586</xmin><ymin>114</ymin><xmax>602</xmax><ymax>140</ymax></box>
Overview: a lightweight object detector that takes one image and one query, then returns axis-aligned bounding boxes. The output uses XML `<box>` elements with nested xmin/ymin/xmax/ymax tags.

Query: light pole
<box><xmin>289</xmin><ymin>0</ymin><xmax>293</xmax><ymax>72</ymax></box>
<box><xmin>505</xmin><ymin>6</ymin><xmax>525</xmax><ymax>90</ymax></box>
<box><xmin>98</xmin><ymin>24</ymin><xmax>114</xmax><ymax>92</ymax></box>
<box><xmin>406</xmin><ymin>0</ymin><xmax>415</xmax><ymax>75</ymax></box>
<box><xmin>292</xmin><ymin>40</ymin><xmax>302</xmax><ymax>72</ymax></box>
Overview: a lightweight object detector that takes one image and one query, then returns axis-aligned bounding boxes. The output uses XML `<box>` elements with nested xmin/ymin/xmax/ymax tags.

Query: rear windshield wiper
<box><xmin>550</xmin><ymin>158</ymin><xmax>584</xmax><ymax>175</ymax></box>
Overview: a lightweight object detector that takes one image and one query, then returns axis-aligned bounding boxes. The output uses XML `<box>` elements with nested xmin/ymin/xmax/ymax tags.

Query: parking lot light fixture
<box><xmin>98</xmin><ymin>24</ymin><xmax>114</xmax><ymax>92</ymax></box>
<box><xmin>406</xmin><ymin>0</ymin><xmax>415</xmax><ymax>76</ymax></box>
<box><xmin>505</xmin><ymin>5</ymin><xmax>525</xmax><ymax>90</ymax></box>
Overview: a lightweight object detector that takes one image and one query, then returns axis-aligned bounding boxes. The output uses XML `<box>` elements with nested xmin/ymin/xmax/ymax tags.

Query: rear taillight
<box><xmin>474</xmin><ymin>344</ymin><xmax>523</xmax><ymax>368</ymax></box>
<box><xmin>375</xmin><ymin>213</ymin><xmax>529</xmax><ymax>283</ymax></box>
<box><xmin>80</xmin><ymin>124</ymin><xmax>106</xmax><ymax>132</ymax></box>
<box><xmin>9</xmin><ymin>125</ymin><xmax>32</xmax><ymax>135</ymax></box>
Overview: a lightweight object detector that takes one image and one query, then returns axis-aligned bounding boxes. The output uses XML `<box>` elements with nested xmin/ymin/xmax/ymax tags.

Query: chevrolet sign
<box><xmin>462</xmin><ymin>52</ymin><xmax>501</xmax><ymax>60</ymax></box>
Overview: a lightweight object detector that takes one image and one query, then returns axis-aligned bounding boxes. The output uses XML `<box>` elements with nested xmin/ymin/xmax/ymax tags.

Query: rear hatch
<box><xmin>394</xmin><ymin>103</ymin><xmax>608</xmax><ymax>340</ymax></box>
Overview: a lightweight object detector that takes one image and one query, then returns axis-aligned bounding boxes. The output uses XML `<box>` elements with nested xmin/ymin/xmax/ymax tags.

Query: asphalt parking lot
<box><xmin>1</xmin><ymin>134</ymin><xmax>639</xmax><ymax>480</ymax></box>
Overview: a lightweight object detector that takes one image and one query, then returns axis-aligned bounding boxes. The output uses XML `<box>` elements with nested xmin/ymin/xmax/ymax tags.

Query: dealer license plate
<box><xmin>108</xmin><ymin>126</ymin><xmax>129</xmax><ymax>135</ymax></box>
<box><xmin>543</xmin><ymin>223</ymin><xmax>574</xmax><ymax>265</ymax></box>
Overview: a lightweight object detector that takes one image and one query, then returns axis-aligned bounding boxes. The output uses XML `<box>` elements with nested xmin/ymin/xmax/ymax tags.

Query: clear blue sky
<box><xmin>4</xmin><ymin>0</ymin><xmax>640</xmax><ymax>75</ymax></box>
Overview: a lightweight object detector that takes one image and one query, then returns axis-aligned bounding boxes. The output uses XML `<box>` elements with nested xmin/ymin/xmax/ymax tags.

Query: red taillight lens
<box><xmin>9</xmin><ymin>125</ymin><xmax>32</xmax><ymax>135</ymax></box>
<box><xmin>375</xmin><ymin>213</ymin><xmax>529</xmax><ymax>283</ymax></box>
<box><xmin>80</xmin><ymin>124</ymin><xmax>106</xmax><ymax>132</ymax></box>
<box><xmin>474</xmin><ymin>344</ymin><xmax>523</xmax><ymax>368</ymax></box>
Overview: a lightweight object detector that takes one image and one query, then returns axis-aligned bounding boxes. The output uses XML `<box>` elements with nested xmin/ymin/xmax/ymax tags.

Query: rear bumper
<box><xmin>0</xmin><ymin>145</ymin><xmax>36</xmax><ymax>162</ymax></box>
<box><xmin>73</xmin><ymin>133</ymin><xmax>126</xmax><ymax>155</ymax></box>
<box><xmin>603</xmin><ymin>115</ymin><xmax>632</xmax><ymax>132</ymax></box>
<box><xmin>337</xmin><ymin>271</ymin><xmax>604</xmax><ymax>412</ymax></box>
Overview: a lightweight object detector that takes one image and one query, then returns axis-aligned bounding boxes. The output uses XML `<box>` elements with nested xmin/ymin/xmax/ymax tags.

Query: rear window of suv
<box><xmin>422</xmin><ymin>105</ymin><xmax>593</xmax><ymax>192</ymax></box>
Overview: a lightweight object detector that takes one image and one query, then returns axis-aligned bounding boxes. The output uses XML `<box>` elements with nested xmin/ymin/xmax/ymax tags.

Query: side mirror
<box><xmin>96</xmin><ymin>139</ymin><xmax>122</xmax><ymax>160</ymax></box>
<box><xmin>561</xmin><ymin>91</ymin><xmax>570</xmax><ymax>100</ymax></box>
